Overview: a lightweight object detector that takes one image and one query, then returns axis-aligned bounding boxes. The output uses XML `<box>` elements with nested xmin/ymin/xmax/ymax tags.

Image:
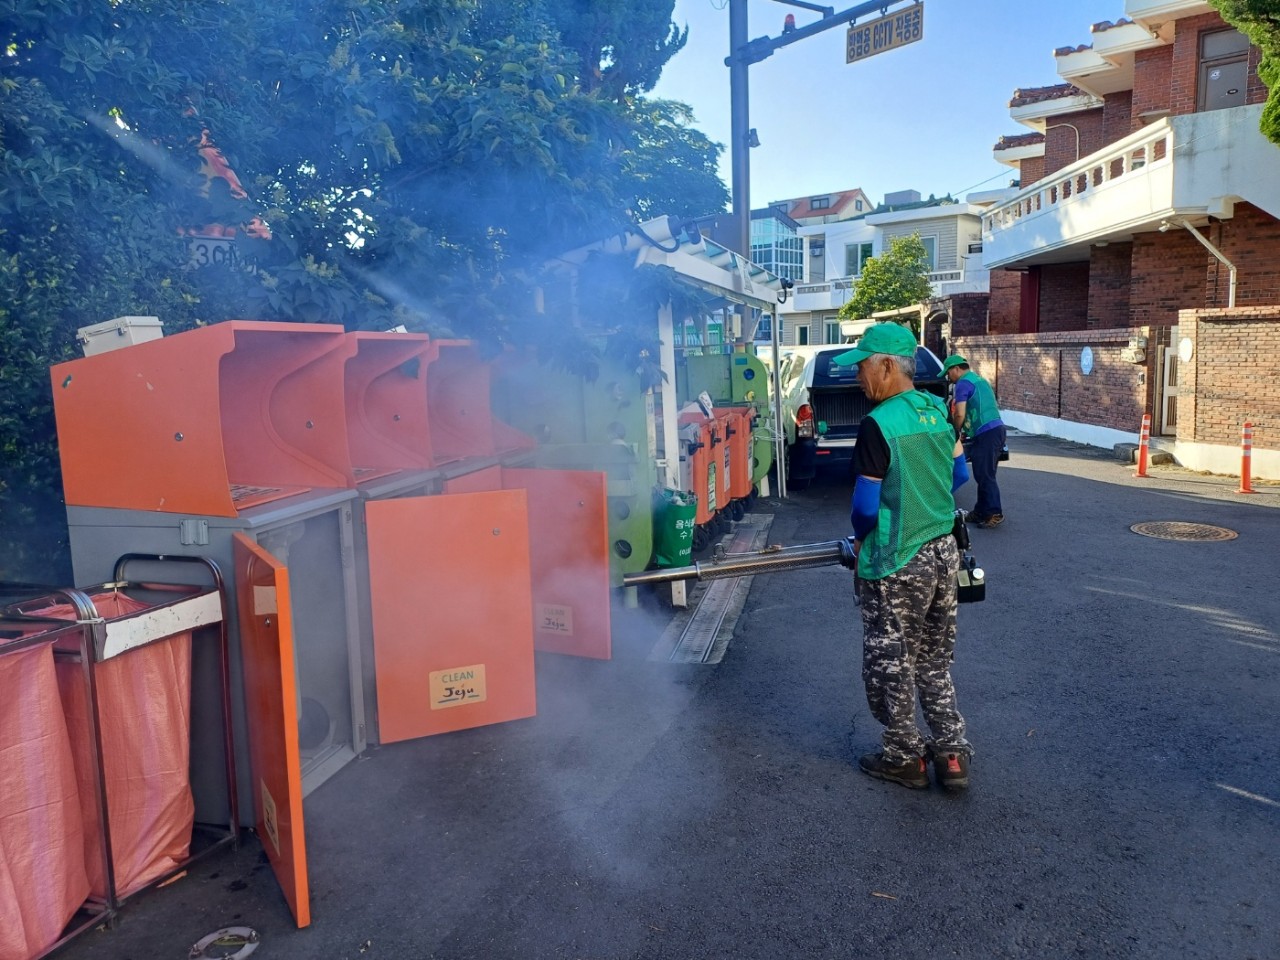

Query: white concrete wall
<box><xmin>823</xmin><ymin>219</ymin><xmax>878</xmax><ymax>276</ymax></box>
<box><xmin>1002</xmin><ymin>410</ymin><xmax>1138</xmax><ymax>451</ymax></box>
<box><xmin>1004</xmin><ymin>410</ymin><xmax>1280</xmax><ymax>482</ymax></box>
<box><xmin>1175</xmin><ymin>106</ymin><xmax>1280</xmax><ymax>221</ymax></box>
<box><xmin>1173</xmin><ymin>439</ymin><xmax>1280</xmax><ymax>483</ymax></box>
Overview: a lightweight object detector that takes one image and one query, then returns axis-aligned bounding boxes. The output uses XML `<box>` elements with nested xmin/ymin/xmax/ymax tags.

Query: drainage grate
<box><xmin>652</xmin><ymin>514</ymin><xmax>772</xmax><ymax>665</ymax></box>
<box><xmin>1130</xmin><ymin>521</ymin><xmax>1238</xmax><ymax>542</ymax></box>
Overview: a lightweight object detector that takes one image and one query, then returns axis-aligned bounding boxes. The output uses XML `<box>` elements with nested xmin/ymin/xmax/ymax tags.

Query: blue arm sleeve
<box><xmin>850</xmin><ymin>476</ymin><xmax>882</xmax><ymax>541</ymax></box>
<box><xmin>952</xmin><ymin>454</ymin><xmax>970</xmax><ymax>492</ymax></box>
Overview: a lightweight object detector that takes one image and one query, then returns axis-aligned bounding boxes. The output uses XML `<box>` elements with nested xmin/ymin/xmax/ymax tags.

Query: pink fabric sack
<box><xmin>0</xmin><ymin>642</ymin><xmax>91</xmax><ymax>960</ymax></box>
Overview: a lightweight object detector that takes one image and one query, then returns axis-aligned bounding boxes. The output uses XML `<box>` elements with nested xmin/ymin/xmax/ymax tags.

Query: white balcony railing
<box><xmin>783</xmin><ymin>268</ymin><xmax>989</xmax><ymax>313</ymax></box>
<box><xmin>981</xmin><ymin>105</ymin><xmax>1280</xmax><ymax>268</ymax></box>
<box><xmin>795</xmin><ymin>278</ymin><xmax>854</xmax><ymax>296</ymax></box>
<box><xmin>983</xmin><ymin>120</ymin><xmax>1172</xmax><ymax>237</ymax></box>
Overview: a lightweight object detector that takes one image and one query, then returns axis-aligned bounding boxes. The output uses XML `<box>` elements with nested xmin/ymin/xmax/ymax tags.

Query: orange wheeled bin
<box><xmin>722</xmin><ymin>407</ymin><xmax>755</xmax><ymax>506</ymax></box>
<box><xmin>678</xmin><ymin>411</ymin><xmax>716</xmax><ymax>526</ymax></box>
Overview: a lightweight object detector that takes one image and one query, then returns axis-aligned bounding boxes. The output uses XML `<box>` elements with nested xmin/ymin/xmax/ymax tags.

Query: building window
<box><xmin>855</xmin><ymin>199</ymin><xmax>864</xmax><ymax>211</ymax></box>
<box><xmin>796</xmin><ymin>325</ymin><xmax>810</xmax><ymax>345</ymax></box>
<box><xmin>811</xmin><ymin>197</ymin><xmax>830</xmax><ymax>210</ymax></box>
<box><xmin>921</xmin><ymin>236</ymin><xmax>937</xmax><ymax>270</ymax></box>
<box><xmin>1198</xmin><ymin>28</ymin><xmax>1250</xmax><ymax>112</ymax></box>
<box><xmin>755</xmin><ymin>315</ymin><xmax>784</xmax><ymax>343</ymax></box>
<box><xmin>824</xmin><ymin>320</ymin><xmax>840</xmax><ymax>344</ymax></box>
<box><xmin>751</xmin><ymin>216</ymin><xmax>804</xmax><ymax>281</ymax></box>
<box><xmin>845</xmin><ymin>242</ymin><xmax>873</xmax><ymax>277</ymax></box>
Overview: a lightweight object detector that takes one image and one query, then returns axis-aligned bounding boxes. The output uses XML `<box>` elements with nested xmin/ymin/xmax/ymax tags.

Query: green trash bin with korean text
<box><xmin>653</xmin><ymin>489</ymin><xmax>696</xmax><ymax>567</ymax></box>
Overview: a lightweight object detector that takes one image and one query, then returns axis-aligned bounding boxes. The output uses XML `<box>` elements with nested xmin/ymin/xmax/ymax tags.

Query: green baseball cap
<box><xmin>832</xmin><ymin>323</ymin><xmax>918</xmax><ymax>366</ymax></box>
<box><xmin>941</xmin><ymin>354</ymin><xmax>969</xmax><ymax>372</ymax></box>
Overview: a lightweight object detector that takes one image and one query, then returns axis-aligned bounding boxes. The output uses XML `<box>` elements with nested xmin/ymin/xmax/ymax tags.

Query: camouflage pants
<box><xmin>856</xmin><ymin>534</ymin><xmax>970</xmax><ymax>764</ymax></box>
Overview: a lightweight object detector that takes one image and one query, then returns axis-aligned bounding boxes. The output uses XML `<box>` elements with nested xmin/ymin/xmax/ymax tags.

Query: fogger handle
<box><xmin>622</xmin><ymin>539</ymin><xmax>858</xmax><ymax>587</ymax></box>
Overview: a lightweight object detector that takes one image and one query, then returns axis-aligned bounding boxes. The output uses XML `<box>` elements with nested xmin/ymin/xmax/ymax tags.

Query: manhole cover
<box><xmin>1130</xmin><ymin>521</ymin><xmax>1238</xmax><ymax>542</ymax></box>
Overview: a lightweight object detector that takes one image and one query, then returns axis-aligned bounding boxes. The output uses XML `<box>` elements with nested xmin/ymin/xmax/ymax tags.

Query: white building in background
<box><xmin>775</xmin><ymin>190</ymin><xmax>997</xmax><ymax>349</ymax></box>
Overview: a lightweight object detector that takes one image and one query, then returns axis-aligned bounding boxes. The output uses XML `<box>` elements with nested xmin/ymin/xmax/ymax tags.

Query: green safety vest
<box><xmin>858</xmin><ymin>390</ymin><xmax>957</xmax><ymax>580</ymax></box>
<box><xmin>959</xmin><ymin>371</ymin><xmax>1001</xmax><ymax>436</ymax></box>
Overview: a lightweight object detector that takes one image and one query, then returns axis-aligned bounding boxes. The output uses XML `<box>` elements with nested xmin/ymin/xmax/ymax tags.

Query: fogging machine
<box><xmin>624</xmin><ymin>511</ymin><xmax>985</xmax><ymax>603</ymax></box>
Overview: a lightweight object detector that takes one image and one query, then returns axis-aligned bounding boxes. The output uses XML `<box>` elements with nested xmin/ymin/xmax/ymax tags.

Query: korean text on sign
<box><xmin>846</xmin><ymin>3</ymin><xmax>924</xmax><ymax>64</ymax></box>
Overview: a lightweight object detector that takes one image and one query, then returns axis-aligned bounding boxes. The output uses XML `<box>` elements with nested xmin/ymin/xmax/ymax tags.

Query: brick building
<box><xmin>960</xmin><ymin>0</ymin><xmax>1280</xmax><ymax>479</ymax></box>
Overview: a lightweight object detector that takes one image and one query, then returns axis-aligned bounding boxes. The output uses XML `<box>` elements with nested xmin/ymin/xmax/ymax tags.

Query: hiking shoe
<box><xmin>858</xmin><ymin>752</ymin><xmax>929</xmax><ymax>789</ymax></box>
<box><xmin>976</xmin><ymin>513</ymin><xmax>1004</xmax><ymax>528</ymax></box>
<box><xmin>962</xmin><ymin>511</ymin><xmax>980</xmax><ymax>523</ymax></box>
<box><xmin>930</xmin><ymin>751</ymin><xmax>970</xmax><ymax>790</ymax></box>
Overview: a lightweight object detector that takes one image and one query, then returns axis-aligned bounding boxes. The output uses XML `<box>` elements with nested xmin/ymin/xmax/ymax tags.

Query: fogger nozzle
<box><xmin>622</xmin><ymin>539</ymin><xmax>858</xmax><ymax>587</ymax></box>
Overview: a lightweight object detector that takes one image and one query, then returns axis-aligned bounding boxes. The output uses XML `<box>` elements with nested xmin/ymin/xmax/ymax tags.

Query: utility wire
<box><xmin>948</xmin><ymin>168</ymin><xmax>1012</xmax><ymax>199</ymax></box>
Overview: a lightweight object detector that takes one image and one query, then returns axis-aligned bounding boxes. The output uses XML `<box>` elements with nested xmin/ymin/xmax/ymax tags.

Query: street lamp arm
<box><xmin>724</xmin><ymin>0</ymin><xmax>918</xmax><ymax>257</ymax></box>
<box><xmin>774</xmin><ymin>0</ymin><xmax>836</xmax><ymax>16</ymax></box>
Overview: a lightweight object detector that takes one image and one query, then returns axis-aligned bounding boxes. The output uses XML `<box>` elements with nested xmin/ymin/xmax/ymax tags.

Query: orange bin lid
<box><xmin>52</xmin><ymin>321</ymin><xmax>356</xmax><ymax>516</ymax></box>
<box><xmin>424</xmin><ymin>340</ymin><xmax>497</xmax><ymax>465</ymax></box>
<box><xmin>343</xmin><ymin>331</ymin><xmax>434</xmax><ymax>483</ymax></box>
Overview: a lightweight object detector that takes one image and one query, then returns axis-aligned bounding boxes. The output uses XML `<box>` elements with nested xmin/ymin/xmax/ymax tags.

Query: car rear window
<box><xmin>813</xmin><ymin>346</ymin><xmax>942</xmax><ymax>386</ymax></box>
<box><xmin>914</xmin><ymin>346</ymin><xmax>942</xmax><ymax>378</ymax></box>
<box><xmin>813</xmin><ymin>351</ymin><xmax>861</xmax><ymax>386</ymax></box>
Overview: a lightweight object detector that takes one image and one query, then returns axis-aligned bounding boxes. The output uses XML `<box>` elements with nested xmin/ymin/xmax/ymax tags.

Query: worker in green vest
<box><xmin>836</xmin><ymin>323</ymin><xmax>973</xmax><ymax>790</ymax></box>
<box><xmin>943</xmin><ymin>355</ymin><xmax>1006</xmax><ymax>528</ymax></box>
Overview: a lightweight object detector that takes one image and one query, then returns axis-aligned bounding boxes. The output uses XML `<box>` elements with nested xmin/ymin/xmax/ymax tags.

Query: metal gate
<box><xmin>1159</xmin><ymin>344</ymin><xmax>1178</xmax><ymax>436</ymax></box>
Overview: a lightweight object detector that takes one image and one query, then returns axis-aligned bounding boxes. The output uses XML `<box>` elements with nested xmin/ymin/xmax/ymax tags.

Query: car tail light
<box><xmin>796</xmin><ymin>403</ymin><xmax>815</xmax><ymax>439</ymax></box>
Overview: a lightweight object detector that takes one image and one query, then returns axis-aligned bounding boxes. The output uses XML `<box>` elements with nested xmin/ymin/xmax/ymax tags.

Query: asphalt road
<box><xmin>58</xmin><ymin>434</ymin><xmax>1280</xmax><ymax>960</ymax></box>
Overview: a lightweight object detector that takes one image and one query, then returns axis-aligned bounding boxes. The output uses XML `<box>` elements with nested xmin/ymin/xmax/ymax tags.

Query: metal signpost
<box><xmin>725</xmin><ymin>0</ymin><xmax>923</xmax><ymax>259</ymax></box>
<box><xmin>724</xmin><ymin>0</ymin><xmax>921</xmax><ymax>498</ymax></box>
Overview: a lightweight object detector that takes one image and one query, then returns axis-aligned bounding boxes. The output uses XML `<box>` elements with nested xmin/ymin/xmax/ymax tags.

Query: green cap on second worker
<box><xmin>941</xmin><ymin>354</ymin><xmax>969</xmax><ymax>372</ymax></box>
<box><xmin>832</xmin><ymin>322</ymin><xmax>918</xmax><ymax>366</ymax></box>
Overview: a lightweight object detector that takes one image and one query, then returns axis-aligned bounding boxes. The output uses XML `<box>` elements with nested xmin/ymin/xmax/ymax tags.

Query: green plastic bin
<box><xmin>653</xmin><ymin>489</ymin><xmax>697</xmax><ymax>568</ymax></box>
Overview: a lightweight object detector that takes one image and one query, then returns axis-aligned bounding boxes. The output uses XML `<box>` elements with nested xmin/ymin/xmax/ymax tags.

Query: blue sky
<box><xmin>650</xmin><ymin>0</ymin><xmax>1123</xmax><ymax>208</ymax></box>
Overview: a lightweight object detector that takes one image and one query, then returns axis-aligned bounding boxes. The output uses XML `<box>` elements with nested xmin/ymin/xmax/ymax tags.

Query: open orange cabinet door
<box><xmin>366</xmin><ymin>490</ymin><xmax>536</xmax><ymax>743</ymax></box>
<box><xmin>503</xmin><ymin>468</ymin><xmax>612</xmax><ymax>659</ymax></box>
<box><xmin>232</xmin><ymin>533</ymin><xmax>311</xmax><ymax>928</ymax></box>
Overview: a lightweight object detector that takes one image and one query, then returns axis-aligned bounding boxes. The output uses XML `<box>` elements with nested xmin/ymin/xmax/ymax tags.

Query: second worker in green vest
<box><xmin>943</xmin><ymin>355</ymin><xmax>1007</xmax><ymax>528</ymax></box>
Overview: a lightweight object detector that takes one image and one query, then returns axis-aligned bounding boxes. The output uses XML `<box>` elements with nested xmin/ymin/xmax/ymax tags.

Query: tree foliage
<box><xmin>620</xmin><ymin>100</ymin><xmax>728</xmax><ymax>221</ymax></box>
<box><xmin>1209</xmin><ymin>0</ymin><xmax>1280</xmax><ymax>144</ymax></box>
<box><xmin>838</xmin><ymin>234</ymin><xmax>933</xmax><ymax>323</ymax></box>
<box><xmin>543</xmin><ymin>0</ymin><xmax>688</xmax><ymax>101</ymax></box>
<box><xmin>0</xmin><ymin>0</ymin><xmax>725</xmax><ymax>581</ymax></box>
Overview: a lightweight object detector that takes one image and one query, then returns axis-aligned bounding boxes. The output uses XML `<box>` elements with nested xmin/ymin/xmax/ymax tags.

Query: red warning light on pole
<box><xmin>783</xmin><ymin>13</ymin><xmax>796</xmax><ymax>33</ymax></box>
